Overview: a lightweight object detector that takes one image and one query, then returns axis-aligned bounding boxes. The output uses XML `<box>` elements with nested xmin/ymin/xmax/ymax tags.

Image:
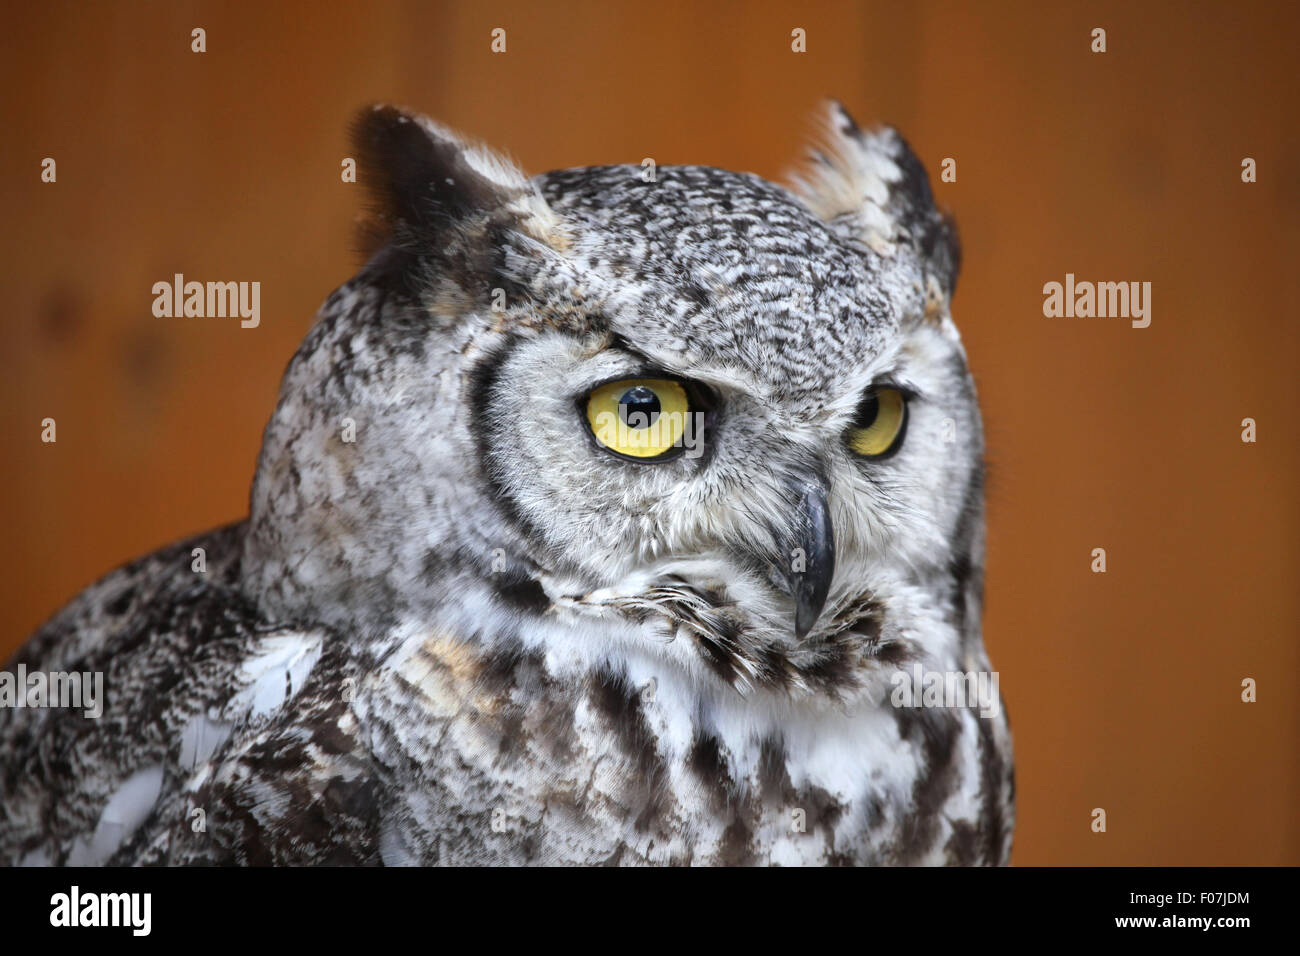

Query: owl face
<box><xmin>246</xmin><ymin>103</ymin><xmax>982</xmax><ymax>701</ymax></box>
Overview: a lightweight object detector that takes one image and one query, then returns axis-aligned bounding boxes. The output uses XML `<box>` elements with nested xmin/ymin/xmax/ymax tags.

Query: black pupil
<box><xmin>619</xmin><ymin>386</ymin><xmax>661</xmax><ymax>428</ymax></box>
<box><xmin>855</xmin><ymin>393</ymin><xmax>880</xmax><ymax>428</ymax></box>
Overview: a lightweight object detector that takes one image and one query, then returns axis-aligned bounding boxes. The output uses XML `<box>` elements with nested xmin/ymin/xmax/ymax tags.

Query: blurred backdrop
<box><xmin>1</xmin><ymin>0</ymin><xmax>1296</xmax><ymax>865</ymax></box>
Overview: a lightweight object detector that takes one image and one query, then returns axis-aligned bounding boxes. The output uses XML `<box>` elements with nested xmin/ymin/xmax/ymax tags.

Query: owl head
<box><xmin>243</xmin><ymin>102</ymin><xmax>982</xmax><ymax>703</ymax></box>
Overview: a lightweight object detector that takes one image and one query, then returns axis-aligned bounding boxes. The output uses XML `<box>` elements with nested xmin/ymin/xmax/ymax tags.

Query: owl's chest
<box><xmin>367</xmin><ymin>633</ymin><xmax>1000</xmax><ymax>865</ymax></box>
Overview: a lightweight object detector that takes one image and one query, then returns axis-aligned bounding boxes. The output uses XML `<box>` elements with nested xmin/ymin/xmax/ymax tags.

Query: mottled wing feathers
<box><xmin>0</xmin><ymin>524</ymin><xmax>356</xmax><ymax>865</ymax></box>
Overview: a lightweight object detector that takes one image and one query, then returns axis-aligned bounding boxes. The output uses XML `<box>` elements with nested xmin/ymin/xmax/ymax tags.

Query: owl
<box><xmin>1</xmin><ymin>101</ymin><xmax>1013</xmax><ymax>866</ymax></box>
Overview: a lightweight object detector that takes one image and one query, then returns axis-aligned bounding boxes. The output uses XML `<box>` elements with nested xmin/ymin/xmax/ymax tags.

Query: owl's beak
<box><xmin>786</xmin><ymin>476</ymin><xmax>835</xmax><ymax>640</ymax></box>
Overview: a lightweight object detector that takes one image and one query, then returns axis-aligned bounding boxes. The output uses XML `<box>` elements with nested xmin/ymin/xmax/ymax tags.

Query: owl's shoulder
<box><xmin>14</xmin><ymin>522</ymin><xmax>250</xmax><ymax>673</ymax></box>
<box><xmin>0</xmin><ymin>523</ymin><xmax>361</xmax><ymax>865</ymax></box>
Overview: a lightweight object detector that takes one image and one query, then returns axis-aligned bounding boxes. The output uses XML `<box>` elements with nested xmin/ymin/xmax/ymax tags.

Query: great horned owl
<box><xmin>1</xmin><ymin>102</ymin><xmax>1013</xmax><ymax>866</ymax></box>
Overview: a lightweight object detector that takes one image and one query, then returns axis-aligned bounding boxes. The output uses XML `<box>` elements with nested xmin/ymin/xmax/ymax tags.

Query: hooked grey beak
<box><xmin>783</xmin><ymin>476</ymin><xmax>835</xmax><ymax>639</ymax></box>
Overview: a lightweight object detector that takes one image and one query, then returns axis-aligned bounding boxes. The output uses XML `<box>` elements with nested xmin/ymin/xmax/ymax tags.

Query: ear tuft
<box><xmin>789</xmin><ymin>101</ymin><xmax>960</xmax><ymax>299</ymax></box>
<box><xmin>350</xmin><ymin>105</ymin><xmax>567</xmax><ymax>258</ymax></box>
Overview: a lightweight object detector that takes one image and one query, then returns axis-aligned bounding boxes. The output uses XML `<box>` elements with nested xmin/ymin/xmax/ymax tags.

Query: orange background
<box><xmin>1</xmin><ymin>0</ymin><xmax>1295</xmax><ymax>865</ymax></box>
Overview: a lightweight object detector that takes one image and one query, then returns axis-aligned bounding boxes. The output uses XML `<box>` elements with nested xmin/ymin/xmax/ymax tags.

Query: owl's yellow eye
<box><xmin>847</xmin><ymin>387</ymin><xmax>908</xmax><ymax>458</ymax></box>
<box><xmin>586</xmin><ymin>378</ymin><xmax>690</xmax><ymax>460</ymax></box>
